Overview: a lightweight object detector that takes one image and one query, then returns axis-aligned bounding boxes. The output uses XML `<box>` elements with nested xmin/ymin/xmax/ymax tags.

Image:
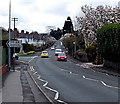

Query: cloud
<box><xmin>0</xmin><ymin>0</ymin><xmax>119</xmax><ymax>33</ymax></box>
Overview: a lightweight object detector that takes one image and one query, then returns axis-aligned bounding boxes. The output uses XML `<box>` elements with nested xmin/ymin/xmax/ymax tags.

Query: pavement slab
<box><xmin>2</xmin><ymin>71</ymin><xmax>23</xmax><ymax>102</ymax></box>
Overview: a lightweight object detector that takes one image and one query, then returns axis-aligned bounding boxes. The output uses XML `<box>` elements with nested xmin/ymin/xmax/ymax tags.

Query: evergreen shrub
<box><xmin>97</xmin><ymin>23</ymin><xmax>120</xmax><ymax>62</ymax></box>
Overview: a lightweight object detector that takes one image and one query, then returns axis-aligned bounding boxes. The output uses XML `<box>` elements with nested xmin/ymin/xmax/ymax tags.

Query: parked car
<box><xmin>41</xmin><ymin>51</ymin><xmax>49</xmax><ymax>58</ymax></box>
<box><xmin>27</xmin><ymin>51</ymin><xmax>35</xmax><ymax>54</ymax></box>
<box><xmin>55</xmin><ymin>49</ymin><xmax>62</xmax><ymax>56</ymax></box>
<box><xmin>57</xmin><ymin>52</ymin><xmax>67</xmax><ymax>61</ymax></box>
<box><xmin>51</xmin><ymin>46</ymin><xmax>55</xmax><ymax>50</ymax></box>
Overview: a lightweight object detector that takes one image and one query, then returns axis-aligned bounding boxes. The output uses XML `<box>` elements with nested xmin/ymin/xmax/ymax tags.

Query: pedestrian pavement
<box><xmin>2</xmin><ymin>70</ymin><xmax>23</xmax><ymax>102</ymax></box>
<box><xmin>1</xmin><ymin>60</ymin><xmax>37</xmax><ymax>103</ymax></box>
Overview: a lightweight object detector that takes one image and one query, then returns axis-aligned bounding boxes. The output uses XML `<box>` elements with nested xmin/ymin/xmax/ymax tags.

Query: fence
<box><xmin>0</xmin><ymin>46</ymin><xmax>7</xmax><ymax>75</ymax></box>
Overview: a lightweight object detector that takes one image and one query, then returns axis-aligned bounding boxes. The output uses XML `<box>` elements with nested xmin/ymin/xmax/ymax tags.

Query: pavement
<box><xmin>1</xmin><ymin>60</ymin><xmax>36</xmax><ymax>103</ymax></box>
<box><xmin>1</xmin><ymin>54</ymin><xmax>119</xmax><ymax>103</ymax></box>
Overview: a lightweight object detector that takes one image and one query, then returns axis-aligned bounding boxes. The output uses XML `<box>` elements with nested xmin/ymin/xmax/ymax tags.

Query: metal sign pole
<box><xmin>8</xmin><ymin>0</ymin><xmax>11</xmax><ymax>70</ymax></box>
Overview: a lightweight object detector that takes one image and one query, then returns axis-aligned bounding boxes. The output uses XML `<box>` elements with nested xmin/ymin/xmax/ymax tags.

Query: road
<box><xmin>19</xmin><ymin>41</ymin><xmax>119</xmax><ymax>103</ymax></box>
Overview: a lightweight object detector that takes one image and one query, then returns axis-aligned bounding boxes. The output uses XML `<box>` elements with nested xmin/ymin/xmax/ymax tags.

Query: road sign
<box><xmin>6</xmin><ymin>40</ymin><xmax>22</xmax><ymax>47</ymax></box>
<box><xmin>70</xmin><ymin>35</ymin><xmax>75</xmax><ymax>40</ymax></box>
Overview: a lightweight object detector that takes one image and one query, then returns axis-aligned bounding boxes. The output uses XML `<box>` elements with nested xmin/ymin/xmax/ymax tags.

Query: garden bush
<box><xmin>97</xmin><ymin>23</ymin><xmax>120</xmax><ymax>63</ymax></box>
<box><xmin>85</xmin><ymin>45</ymin><xmax>96</xmax><ymax>62</ymax></box>
<box><xmin>22</xmin><ymin>43</ymin><xmax>36</xmax><ymax>52</ymax></box>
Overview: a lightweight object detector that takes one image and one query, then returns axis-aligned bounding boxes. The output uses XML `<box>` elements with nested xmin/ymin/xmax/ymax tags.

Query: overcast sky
<box><xmin>0</xmin><ymin>0</ymin><xmax>119</xmax><ymax>33</ymax></box>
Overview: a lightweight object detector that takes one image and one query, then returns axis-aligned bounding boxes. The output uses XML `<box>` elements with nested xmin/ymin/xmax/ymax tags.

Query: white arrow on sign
<box><xmin>6</xmin><ymin>40</ymin><xmax>22</xmax><ymax>47</ymax></box>
<box><xmin>6</xmin><ymin>41</ymin><xmax>10</xmax><ymax>47</ymax></box>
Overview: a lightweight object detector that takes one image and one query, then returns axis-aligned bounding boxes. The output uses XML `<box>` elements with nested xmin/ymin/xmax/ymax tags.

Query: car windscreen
<box><xmin>58</xmin><ymin>53</ymin><xmax>66</xmax><ymax>56</ymax></box>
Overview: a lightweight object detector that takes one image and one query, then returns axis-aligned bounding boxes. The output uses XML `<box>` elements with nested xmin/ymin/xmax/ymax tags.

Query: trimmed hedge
<box><xmin>97</xmin><ymin>23</ymin><xmax>120</xmax><ymax>62</ymax></box>
<box><xmin>22</xmin><ymin>44</ymin><xmax>36</xmax><ymax>52</ymax></box>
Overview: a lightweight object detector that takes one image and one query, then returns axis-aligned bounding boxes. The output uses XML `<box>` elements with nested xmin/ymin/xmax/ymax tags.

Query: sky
<box><xmin>0</xmin><ymin>0</ymin><xmax>119</xmax><ymax>33</ymax></box>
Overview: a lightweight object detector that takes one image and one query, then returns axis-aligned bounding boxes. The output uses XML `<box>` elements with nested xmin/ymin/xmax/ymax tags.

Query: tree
<box><xmin>63</xmin><ymin>16</ymin><xmax>74</xmax><ymax>34</ymax></box>
<box><xmin>49</xmin><ymin>28</ymin><xmax>62</xmax><ymax>40</ymax></box>
<box><xmin>76</xmin><ymin>5</ymin><xmax>120</xmax><ymax>47</ymax></box>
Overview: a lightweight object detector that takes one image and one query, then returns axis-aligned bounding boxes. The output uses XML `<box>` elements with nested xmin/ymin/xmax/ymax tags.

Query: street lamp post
<box><xmin>8</xmin><ymin>0</ymin><xmax>11</xmax><ymax>70</ymax></box>
<box><xmin>73</xmin><ymin>41</ymin><xmax>76</xmax><ymax>53</ymax></box>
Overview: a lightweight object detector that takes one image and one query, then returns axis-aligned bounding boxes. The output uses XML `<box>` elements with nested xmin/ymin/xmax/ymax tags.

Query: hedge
<box><xmin>97</xmin><ymin>23</ymin><xmax>120</xmax><ymax>62</ymax></box>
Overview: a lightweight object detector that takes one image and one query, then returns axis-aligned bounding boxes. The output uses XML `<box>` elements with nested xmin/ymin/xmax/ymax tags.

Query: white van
<box><xmin>55</xmin><ymin>49</ymin><xmax>62</xmax><ymax>56</ymax></box>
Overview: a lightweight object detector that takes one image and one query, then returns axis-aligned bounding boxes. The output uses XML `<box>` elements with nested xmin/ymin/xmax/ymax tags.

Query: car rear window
<box><xmin>55</xmin><ymin>49</ymin><xmax>62</xmax><ymax>52</ymax></box>
<box><xmin>58</xmin><ymin>53</ymin><xmax>66</xmax><ymax>56</ymax></box>
<box><xmin>43</xmin><ymin>51</ymin><xmax>48</xmax><ymax>54</ymax></box>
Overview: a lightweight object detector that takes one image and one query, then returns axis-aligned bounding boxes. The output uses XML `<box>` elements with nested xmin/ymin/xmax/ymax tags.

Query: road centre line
<box><xmin>60</xmin><ymin>68</ymin><xmax>119</xmax><ymax>89</ymax></box>
<box><xmin>84</xmin><ymin>77</ymin><xmax>99</xmax><ymax>82</ymax></box>
<box><xmin>30</xmin><ymin>63</ymin><xmax>119</xmax><ymax>100</ymax></box>
<box><xmin>83</xmin><ymin>75</ymin><xmax>86</xmax><ymax>78</ymax></box>
<box><xmin>69</xmin><ymin>72</ymin><xmax>72</xmax><ymax>74</ymax></box>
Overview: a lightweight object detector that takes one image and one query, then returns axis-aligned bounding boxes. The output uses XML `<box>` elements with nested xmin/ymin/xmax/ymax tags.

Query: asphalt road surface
<box><xmin>20</xmin><ymin>41</ymin><xmax>119</xmax><ymax>103</ymax></box>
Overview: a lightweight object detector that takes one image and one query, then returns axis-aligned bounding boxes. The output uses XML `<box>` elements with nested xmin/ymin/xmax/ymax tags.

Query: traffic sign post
<box><xmin>6</xmin><ymin>40</ymin><xmax>22</xmax><ymax>47</ymax></box>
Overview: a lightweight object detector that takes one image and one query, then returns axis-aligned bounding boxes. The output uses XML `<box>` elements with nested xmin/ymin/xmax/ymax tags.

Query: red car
<box><xmin>57</xmin><ymin>53</ymin><xmax>67</xmax><ymax>61</ymax></box>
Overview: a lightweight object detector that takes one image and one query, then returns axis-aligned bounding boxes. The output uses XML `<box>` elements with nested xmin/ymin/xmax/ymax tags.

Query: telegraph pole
<box><xmin>8</xmin><ymin>0</ymin><xmax>11</xmax><ymax>70</ymax></box>
<box><xmin>12</xmin><ymin>17</ymin><xmax>18</xmax><ymax>32</ymax></box>
<box><xmin>12</xmin><ymin>17</ymin><xmax>18</xmax><ymax>53</ymax></box>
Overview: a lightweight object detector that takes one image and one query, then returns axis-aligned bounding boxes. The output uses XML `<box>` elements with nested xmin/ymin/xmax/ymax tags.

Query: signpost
<box><xmin>8</xmin><ymin>0</ymin><xmax>11</xmax><ymax>70</ymax></box>
<box><xmin>6</xmin><ymin>40</ymin><xmax>22</xmax><ymax>47</ymax></box>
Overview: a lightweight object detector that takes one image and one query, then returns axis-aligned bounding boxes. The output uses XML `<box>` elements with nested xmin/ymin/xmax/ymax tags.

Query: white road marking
<box><xmin>72</xmin><ymin>73</ymin><xmax>79</xmax><ymax>76</ymax></box>
<box><xmin>60</xmin><ymin>69</ymin><xmax>64</xmax><ymax>71</ymax></box>
<box><xmin>43</xmin><ymin>82</ymin><xmax>48</xmax><ymax>87</ymax></box>
<box><xmin>100</xmin><ymin>81</ymin><xmax>120</xmax><ymax>89</ymax></box>
<box><xmin>33</xmin><ymin>71</ymin><xmax>37</xmax><ymax>75</ymax></box>
<box><xmin>59</xmin><ymin>61</ymin><xmax>120</xmax><ymax>89</ymax></box>
<box><xmin>30</xmin><ymin>66</ymin><xmax>34</xmax><ymax>71</ymax></box>
<box><xmin>76</xmin><ymin>64</ymin><xmax>80</xmax><ymax>66</ymax></box>
<box><xmin>31</xmin><ymin>65</ymin><xmax>120</xmax><ymax>100</ymax></box>
<box><xmin>83</xmin><ymin>75</ymin><xmax>86</xmax><ymax>78</ymax></box>
<box><xmin>101</xmin><ymin>81</ymin><xmax>107</xmax><ymax>86</ymax></box>
<box><xmin>84</xmin><ymin>77</ymin><xmax>99</xmax><ymax>82</ymax></box>
<box><xmin>45</xmin><ymin>86</ymin><xmax>59</xmax><ymax>100</ymax></box>
<box><xmin>57</xmin><ymin>99</ymin><xmax>68</xmax><ymax>104</ymax></box>
<box><xmin>37</xmin><ymin>76</ymin><xmax>40</xmax><ymax>79</ymax></box>
<box><xmin>69</xmin><ymin>72</ymin><xmax>72</xmax><ymax>74</ymax></box>
<box><xmin>60</xmin><ymin>68</ymin><xmax>70</xmax><ymax>73</ymax></box>
<box><xmin>28</xmin><ymin>69</ymin><xmax>54</xmax><ymax>104</ymax></box>
<box><xmin>28</xmin><ymin>56</ymin><xmax>38</xmax><ymax>63</ymax></box>
<box><xmin>36</xmin><ymin>69</ymin><xmax>67</xmax><ymax>103</ymax></box>
<box><xmin>20</xmin><ymin>61</ymin><xmax>29</xmax><ymax>64</ymax></box>
<box><xmin>106</xmin><ymin>74</ymin><xmax>109</xmax><ymax>76</ymax></box>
